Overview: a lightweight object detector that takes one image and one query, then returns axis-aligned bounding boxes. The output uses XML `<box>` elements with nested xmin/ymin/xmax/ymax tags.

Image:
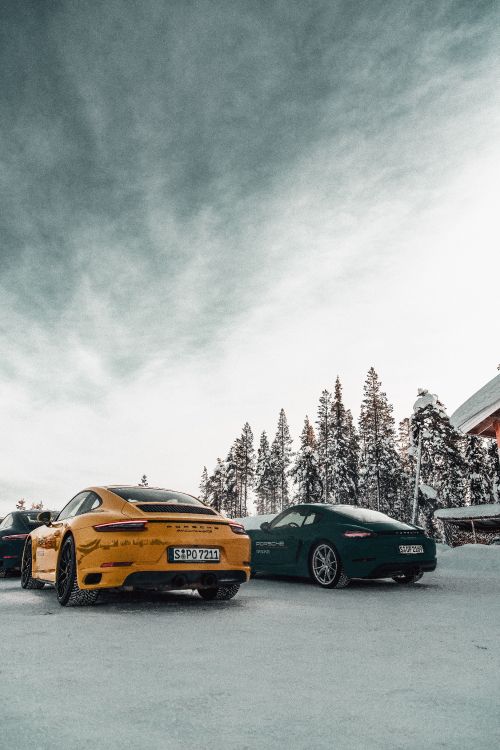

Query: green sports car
<box><xmin>247</xmin><ymin>504</ymin><xmax>437</xmax><ymax>588</ymax></box>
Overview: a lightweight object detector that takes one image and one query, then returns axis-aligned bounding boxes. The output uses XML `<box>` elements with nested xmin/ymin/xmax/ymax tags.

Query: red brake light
<box><xmin>93</xmin><ymin>520</ymin><xmax>148</xmax><ymax>532</ymax></box>
<box><xmin>3</xmin><ymin>534</ymin><xmax>29</xmax><ymax>541</ymax></box>
<box><xmin>343</xmin><ymin>530</ymin><xmax>374</xmax><ymax>538</ymax></box>
<box><xmin>100</xmin><ymin>562</ymin><xmax>133</xmax><ymax>568</ymax></box>
<box><xmin>228</xmin><ymin>521</ymin><xmax>247</xmax><ymax>535</ymax></box>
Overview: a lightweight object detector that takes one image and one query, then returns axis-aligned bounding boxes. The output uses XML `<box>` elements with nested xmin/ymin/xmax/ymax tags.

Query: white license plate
<box><xmin>399</xmin><ymin>545</ymin><xmax>424</xmax><ymax>554</ymax></box>
<box><xmin>168</xmin><ymin>547</ymin><xmax>220</xmax><ymax>563</ymax></box>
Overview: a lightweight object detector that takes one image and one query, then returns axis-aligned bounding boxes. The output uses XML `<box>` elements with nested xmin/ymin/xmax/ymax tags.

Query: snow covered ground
<box><xmin>1</xmin><ymin>546</ymin><xmax>499</xmax><ymax>750</ymax></box>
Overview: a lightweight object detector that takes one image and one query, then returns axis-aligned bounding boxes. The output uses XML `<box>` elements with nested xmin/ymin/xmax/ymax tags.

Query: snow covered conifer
<box><xmin>255</xmin><ymin>431</ymin><xmax>274</xmax><ymax>515</ymax></box>
<box><xmin>235</xmin><ymin>423</ymin><xmax>255</xmax><ymax>517</ymax></box>
<box><xmin>486</xmin><ymin>440</ymin><xmax>500</xmax><ymax>502</ymax></box>
<box><xmin>225</xmin><ymin>442</ymin><xmax>241</xmax><ymax>517</ymax></box>
<box><xmin>199</xmin><ymin>466</ymin><xmax>209</xmax><ymax>504</ymax></box>
<box><xmin>345</xmin><ymin>409</ymin><xmax>359</xmax><ymax>504</ymax></box>
<box><xmin>358</xmin><ymin>367</ymin><xmax>400</xmax><ymax>514</ymax></box>
<box><xmin>411</xmin><ymin>390</ymin><xmax>465</xmax><ymax>535</ymax></box>
<box><xmin>138</xmin><ymin>474</ymin><xmax>148</xmax><ymax>487</ymax></box>
<box><xmin>271</xmin><ymin>409</ymin><xmax>293</xmax><ymax>510</ymax></box>
<box><xmin>16</xmin><ymin>498</ymin><xmax>26</xmax><ymax>510</ymax></box>
<box><xmin>206</xmin><ymin>458</ymin><xmax>226</xmax><ymax>514</ymax></box>
<box><xmin>330</xmin><ymin>377</ymin><xmax>357</xmax><ymax>504</ymax></box>
<box><xmin>316</xmin><ymin>389</ymin><xmax>333</xmax><ymax>502</ymax></box>
<box><xmin>290</xmin><ymin>417</ymin><xmax>323</xmax><ymax>503</ymax></box>
<box><xmin>464</xmin><ymin>436</ymin><xmax>491</xmax><ymax>505</ymax></box>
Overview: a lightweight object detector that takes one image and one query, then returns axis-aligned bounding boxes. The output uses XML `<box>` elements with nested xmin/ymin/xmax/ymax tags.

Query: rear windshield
<box><xmin>332</xmin><ymin>506</ymin><xmax>412</xmax><ymax>526</ymax></box>
<box><xmin>110</xmin><ymin>488</ymin><xmax>205</xmax><ymax>506</ymax></box>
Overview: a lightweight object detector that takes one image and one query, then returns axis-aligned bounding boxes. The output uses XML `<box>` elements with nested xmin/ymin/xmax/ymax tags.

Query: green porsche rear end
<box><xmin>248</xmin><ymin>504</ymin><xmax>437</xmax><ymax>587</ymax></box>
<box><xmin>332</xmin><ymin>507</ymin><xmax>437</xmax><ymax>580</ymax></box>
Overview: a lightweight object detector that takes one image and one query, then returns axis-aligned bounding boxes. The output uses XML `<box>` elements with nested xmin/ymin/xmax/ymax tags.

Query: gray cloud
<box><xmin>1</xmin><ymin>1</ymin><xmax>499</xmax><ymax>508</ymax></box>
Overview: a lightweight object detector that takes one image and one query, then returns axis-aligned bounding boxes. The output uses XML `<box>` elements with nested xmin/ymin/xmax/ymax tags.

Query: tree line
<box><xmin>199</xmin><ymin>367</ymin><xmax>500</xmax><ymax>536</ymax></box>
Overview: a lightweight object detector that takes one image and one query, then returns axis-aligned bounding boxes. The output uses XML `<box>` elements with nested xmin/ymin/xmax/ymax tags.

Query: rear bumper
<box><xmin>365</xmin><ymin>559</ymin><xmax>437</xmax><ymax>579</ymax></box>
<box><xmin>121</xmin><ymin>569</ymin><xmax>248</xmax><ymax>589</ymax></box>
<box><xmin>80</xmin><ymin>566</ymin><xmax>249</xmax><ymax>589</ymax></box>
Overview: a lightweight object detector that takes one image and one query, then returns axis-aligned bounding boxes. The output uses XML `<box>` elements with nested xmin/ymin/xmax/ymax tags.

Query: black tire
<box><xmin>310</xmin><ymin>541</ymin><xmax>351</xmax><ymax>589</ymax></box>
<box><xmin>56</xmin><ymin>536</ymin><xmax>99</xmax><ymax>607</ymax></box>
<box><xmin>198</xmin><ymin>584</ymin><xmax>240</xmax><ymax>601</ymax></box>
<box><xmin>392</xmin><ymin>572</ymin><xmax>424</xmax><ymax>585</ymax></box>
<box><xmin>0</xmin><ymin>568</ymin><xmax>8</xmax><ymax>579</ymax></box>
<box><xmin>21</xmin><ymin>540</ymin><xmax>45</xmax><ymax>590</ymax></box>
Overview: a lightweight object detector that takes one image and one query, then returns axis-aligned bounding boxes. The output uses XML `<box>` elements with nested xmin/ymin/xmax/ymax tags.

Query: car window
<box><xmin>57</xmin><ymin>492</ymin><xmax>90</xmax><ymax>521</ymax></box>
<box><xmin>75</xmin><ymin>492</ymin><xmax>101</xmax><ymax>516</ymax></box>
<box><xmin>303</xmin><ymin>512</ymin><xmax>320</xmax><ymax>526</ymax></box>
<box><xmin>271</xmin><ymin>509</ymin><xmax>307</xmax><ymax>529</ymax></box>
<box><xmin>0</xmin><ymin>514</ymin><xmax>13</xmax><ymax>530</ymax></box>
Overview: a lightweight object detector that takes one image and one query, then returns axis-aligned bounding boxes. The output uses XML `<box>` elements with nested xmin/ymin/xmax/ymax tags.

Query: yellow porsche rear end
<box><xmin>74</xmin><ymin>487</ymin><xmax>251</xmax><ymax>593</ymax></box>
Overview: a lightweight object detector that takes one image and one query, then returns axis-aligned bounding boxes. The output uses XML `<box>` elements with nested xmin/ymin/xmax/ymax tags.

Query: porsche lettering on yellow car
<box><xmin>21</xmin><ymin>486</ymin><xmax>250</xmax><ymax>606</ymax></box>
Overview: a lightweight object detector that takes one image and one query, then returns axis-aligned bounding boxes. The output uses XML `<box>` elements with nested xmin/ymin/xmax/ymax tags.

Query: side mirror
<box><xmin>37</xmin><ymin>511</ymin><xmax>52</xmax><ymax>526</ymax></box>
<box><xmin>260</xmin><ymin>521</ymin><xmax>271</xmax><ymax>532</ymax></box>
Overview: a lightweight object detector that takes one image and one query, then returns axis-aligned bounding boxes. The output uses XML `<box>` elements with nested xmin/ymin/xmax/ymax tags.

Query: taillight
<box><xmin>93</xmin><ymin>520</ymin><xmax>148</xmax><ymax>532</ymax></box>
<box><xmin>100</xmin><ymin>561</ymin><xmax>133</xmax><ymax>568</ymax></box>
<box><xmin>228</xmin><ymin>521</ymin><xmax>247</xmax><ymax>535</ymax></box>
<box><xmin>3</xmin><ymin>534</ymin><xmax>29</xmax><ymax>541</ymax></box>
<box><xmin>343</xmin><ymin>530</ymin><xmax>374</xmax><ymax>538</ymax></box>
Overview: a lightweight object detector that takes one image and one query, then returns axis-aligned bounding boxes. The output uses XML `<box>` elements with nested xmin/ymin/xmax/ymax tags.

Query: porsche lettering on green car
<box><xmin>247</xmin><ymin>504</ymin><xmax>437</xmax><ymax>588</ymax></box>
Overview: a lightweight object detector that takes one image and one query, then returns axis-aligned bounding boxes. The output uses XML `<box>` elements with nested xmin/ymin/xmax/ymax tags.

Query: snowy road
<box><xmin>1</xmin><ymin>546</ymin><xmax>499</xmax><ymax>750</ymax></box>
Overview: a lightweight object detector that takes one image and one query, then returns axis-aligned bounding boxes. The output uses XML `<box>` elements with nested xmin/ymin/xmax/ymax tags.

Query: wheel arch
<box><xmin>55</xmin><ymin>530</ymin><xmax>76</xmax><ymax>573</ymax></box>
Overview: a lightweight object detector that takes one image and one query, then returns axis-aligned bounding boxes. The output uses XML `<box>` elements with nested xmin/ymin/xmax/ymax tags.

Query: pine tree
<box><xmin>199</xmin><ymin>466</ymin><xmax>209</xmax><ymax>504</ymax></box>
<box><xmin>224</xmin><ymin>442</ymin><xmax>240</xmax><ymax>518</ymax></box>
<box><xmin>255</xmin><ymin>431</ymin><xmax>274</xmax><ymax>515</ymax></box>
<box><xmin>30</xmin><ymin>501</ymin><xmax>44</xmax><ymax>510</ymax></box>
<box><xmin>345</xmin><ymin>409</ymin><xmax>359</xmax><ymax>505</ymax></box>
<box><xmin>316</xmin><ymin>389</ymin><xmax>333</xmax><ymax>502</ymax></box>
<box><xmin>330</xmin><ymin>377</ymin><xmax>357</xmax><ymax>504</ymax></box>
<box><xmin>411</xmin><ymin>390</ymin><xmax>465</xmax><ymax>536</ymax></box>
<box><xmin>271</xmin><ymin>409</ymin><xmax>293</xmax><ymax>510</ymax></box>
<box><xmin>396</xmin><ymin>417</ymin><xmax>414</xmax><ymax>521</ymax></box>
<box><xmin>206</xmin><ymin>458</ymin><xmax>226</xmax><ymax>514</ymax></box>
<box><xmin>290</xmin><ymin>417</ymin><xmax>323</xmax><ymax>503</ymax></box>
<box><xmin>486</xmin><ymin>440</ymin><xmax>500</xmax><ymax>502</ymax></box>
<box><xmin>139</xmin><ymin>474</ymin><xmax>148</xmax><ymax>487</ymax></box>
<box><xmin>16</xmin><ymin>498</ymin><xmax>26</xmax><ymax>510</ymax></box>
<box><xmin>464</xmin><ymin>436</ymin><xmax>491</xmax><ymax>505</ymax></box>
<box><xmin>235</xmin><ymin>423</ymin><xmax>255</xmax><ymax>517</ymax></box>
<box><xmin>358</xmin><ymin>368</ymin><xmax>401</xmax><ymax>515</ymax></box>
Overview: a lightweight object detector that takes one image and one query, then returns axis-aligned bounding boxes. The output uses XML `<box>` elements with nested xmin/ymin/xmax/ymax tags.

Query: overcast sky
<box><xmin>1</xmin><ymin>0</ymin><xmax>499</xmax><ymax>514</ymax></box>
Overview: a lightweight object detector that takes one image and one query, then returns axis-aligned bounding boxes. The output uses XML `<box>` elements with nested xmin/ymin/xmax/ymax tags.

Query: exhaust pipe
<box><xmin>201</xmin><ymin>573</ymin><xmax>217</xmax><ymax>588</ymax></box>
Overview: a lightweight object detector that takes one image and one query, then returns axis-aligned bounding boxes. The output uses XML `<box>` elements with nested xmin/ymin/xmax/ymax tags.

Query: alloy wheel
<box><xmin>312</xmin><ymin>543</ymin><xmax>338</xmax><ymax>586</ymax></box>
<box><xmin>56</xmin><ymin>540</ymin><xmax>74</xmax><ymax>600</ymax></box>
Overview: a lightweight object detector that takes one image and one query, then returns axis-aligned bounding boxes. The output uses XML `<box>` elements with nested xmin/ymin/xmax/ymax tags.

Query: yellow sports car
<box><xmin>21</xmin><ymin>486</ymin><xmax>250</xmax><ymax>606</ymax></box>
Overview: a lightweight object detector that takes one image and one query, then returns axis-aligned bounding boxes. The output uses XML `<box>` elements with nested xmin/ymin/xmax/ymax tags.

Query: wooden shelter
<box><xmin>435</xmin><ymin>504</ymin><xmax>500</xmax><ymax>547</ymax></box>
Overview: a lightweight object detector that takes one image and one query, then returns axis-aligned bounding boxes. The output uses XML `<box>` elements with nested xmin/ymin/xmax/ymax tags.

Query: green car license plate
<box><xmin>399</xmin><ymin>545</ymin><xmax>424</xmax><ymax>554</ymax></box>
<box><xmin>168</xmin><ymin>547</ymin><xmax>220</xmax><ymax>563</ymax></box>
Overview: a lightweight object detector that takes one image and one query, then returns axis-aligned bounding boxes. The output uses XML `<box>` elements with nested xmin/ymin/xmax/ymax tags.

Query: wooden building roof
<box><xmin>450</xmin><ymin>373</ymin><xmax>500</xmax><ymax>438</ymax></box>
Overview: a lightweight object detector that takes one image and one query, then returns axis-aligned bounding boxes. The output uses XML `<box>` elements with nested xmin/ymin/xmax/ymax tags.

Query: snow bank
<box><xmin>437</xmin><ymin>543</ymin><xmax>500</xmax><ymax>575</ymax></box>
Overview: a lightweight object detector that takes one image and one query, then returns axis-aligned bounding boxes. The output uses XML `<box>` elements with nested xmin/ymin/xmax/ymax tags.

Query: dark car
<box><xmin>0</xmin><ymin>511</ymin><xmax>55</xmax><ymax>577</ymax></box>
<box><xmin>247</xmin><ymin>504</ymin><xmax>437</xmax><ymax>588</ymax></box>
